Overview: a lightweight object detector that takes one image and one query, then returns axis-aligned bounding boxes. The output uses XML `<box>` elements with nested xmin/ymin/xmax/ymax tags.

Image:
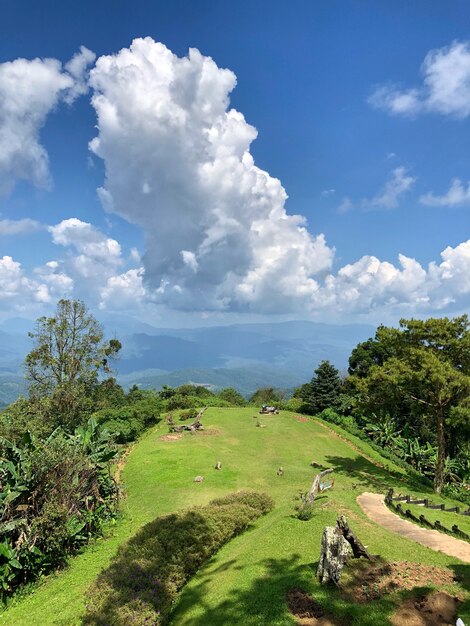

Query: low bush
<box><xmin>293</xmin><ymin>492</ymin><xmax>315</xmax><ymax>521</ymax></box>
<box><xmin>83</xmin><ymin>491</ymin><xmax>274</xmax><ymax>625</ymax></box>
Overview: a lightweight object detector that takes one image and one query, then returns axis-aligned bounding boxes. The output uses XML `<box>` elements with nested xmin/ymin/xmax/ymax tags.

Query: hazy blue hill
<box><xmin>117</xmin><ymin>334</ymin><xmax>225</xmax><ymax>373</ymax></box>
<box><xmin>117</xmin><ymin>364</ymin><xmax>303</xmax><ymax>396</ymax></box>
<box><xmin>115</xmin><ymin>320</ymin><xmax>374</xmax><ymax>383</ymax></box>
<box><xmin>0</xmin><ymin>374</ymin><xmax>26</xmax><ymax>408</ymax></box>
<box><xmin>0</xmin><ymin>317</ymin><xmax>374</xmax><ymax>402</ymax></box>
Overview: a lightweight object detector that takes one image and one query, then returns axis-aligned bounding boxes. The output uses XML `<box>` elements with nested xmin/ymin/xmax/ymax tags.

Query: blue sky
<box><xmin>1</xmin><ymin>1</ymin><xmax>470</xmax><ymax>326</ymax></box>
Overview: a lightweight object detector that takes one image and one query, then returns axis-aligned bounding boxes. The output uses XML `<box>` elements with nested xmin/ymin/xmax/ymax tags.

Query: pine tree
<box><xmin>302</xmin><ymin>360</ymin><xmax>342</xmax><ymax>415</ymax></box>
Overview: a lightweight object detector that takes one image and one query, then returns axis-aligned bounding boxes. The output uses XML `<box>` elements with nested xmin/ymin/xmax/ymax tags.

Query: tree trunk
<box><xmin>309</xmin><ymin>468</ymin><xmax>334</xmax><ymax>503</ymax></box>
<box><xmin>434</xmin><ymin>407</ymin><xmax>446</xmax><ymax>494</ymax></box>
<box><xmin>317</xmin><ymin>526</ymin><xmax>352</xmax><ymax>585</ymax></box>
<box><xmin>336</xmin><ymin>515</ymin><xmax>371</xmax><ymax>560</ymax></box>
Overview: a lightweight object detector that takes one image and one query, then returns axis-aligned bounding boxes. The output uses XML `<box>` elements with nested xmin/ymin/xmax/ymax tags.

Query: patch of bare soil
<box><xmin>113</xmin><ymin>443</ymin><xmax>134</xmax><ymax>483</ymax></box>
<box><xmin>292</xmin><ymin>415</ymin><xmax>309</xmax><ymax>423</ymax></box>
<box><xmin>159</xmin><ymin>433</ymin><xmax>183</xmax><ymax>442</ymax></box>
<box><xmin>286</xmin><ymin>589</ymin><xmax>343</xmax><ymax>626</ymax></box>
<box><xmin>342</xmin><ymin>558</ymin><xmax>457</xmax><ymax>603</ymax></box>
<box><xmin>391</xmin><ymin>590</ymin><xmax>461</xmax><ymax>626</ymax></box>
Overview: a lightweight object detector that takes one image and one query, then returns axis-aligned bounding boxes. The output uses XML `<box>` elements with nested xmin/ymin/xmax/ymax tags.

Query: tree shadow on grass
<box><xmin>450</xmin><ymin>563</ymin><xmax>470</xmax><ymax>620</ymax></box>
<box><xmin>324</xmin><ymin>454</ymin><xmax>431</xmax><ymax>495</ymax></box>
<box><xmin>171</xmin><ymin>554</ymin><xmax>405</xmax><ymax>626</ymax></box>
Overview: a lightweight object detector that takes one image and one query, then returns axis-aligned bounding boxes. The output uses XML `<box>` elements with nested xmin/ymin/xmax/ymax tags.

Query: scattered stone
<box><xmin>277</xmin><ymin>467</ymin><xmax>284</xmax><ymax>476</ymax></box>
<box><xmin>193</xmin><ymin>476</ymin><xmax>204</xmax><ymax>483</ymax></box>
<box><xmin>215</xmin><ymin>461</ymin><xmax>222</xmax><ymax>470</ymax></box>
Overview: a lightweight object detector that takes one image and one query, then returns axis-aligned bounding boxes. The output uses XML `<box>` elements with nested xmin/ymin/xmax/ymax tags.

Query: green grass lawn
<box><xmin>1</xmin><ymin>408</ymin><xmax>469</xmax><ymax>625</ymax></box>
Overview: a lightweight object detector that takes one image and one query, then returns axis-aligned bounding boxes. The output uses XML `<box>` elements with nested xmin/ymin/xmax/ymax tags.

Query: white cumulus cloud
<box><xmin>0</xmin><ymin>256</ymin><xmax>51</xmax><ymax>310</ymax></box>
<box><xmin>89</xmin><ymin>38</ymin><xmax>335</xmax><ymax>313</ymax></box>
<box><xmin>99</xmin><ymin>268</ymin><xmax>146</xmax><ymax>310</ymax></box>
<box><xmin>0</xmin><ymin>47</ymin><xmax>95</xmax><ymax>195</ymax></box>
<box><xmin>369</xmin><ymin>40</ymin><xmax>470</xmax><ymax>118</ymax></box>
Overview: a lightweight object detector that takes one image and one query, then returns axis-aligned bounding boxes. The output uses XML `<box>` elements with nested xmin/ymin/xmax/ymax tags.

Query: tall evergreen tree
<box><xmin>301</xmin><ymin>360</ymin><xmax>342</xmax><ymax>415</ymax></box>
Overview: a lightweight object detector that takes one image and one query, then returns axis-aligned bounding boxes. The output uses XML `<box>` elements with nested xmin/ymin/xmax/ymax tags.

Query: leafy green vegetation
<box><xmin>0</xmin><ymin>419</ymin><xmax>118</xmax><ymax>597</ymax></box>
<box><xmin>348</xmin><ymin>316</ymin><xmax>470</xmax><ymax>493</ymax></box>
<box><xmin>296</xmin><ymin>359</ymin><xmax>342</xmax><ymax>415</ymax></box>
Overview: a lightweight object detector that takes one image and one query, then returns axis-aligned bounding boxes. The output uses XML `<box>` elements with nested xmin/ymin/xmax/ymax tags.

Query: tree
<box><xmin>218</xmin><ymin>387</ymin><xmax>246</xmax><ymax>406</ymax></box>
<box><xmin>25</xmin><ymin>299</ymin><xmax>121</xmax><ymax>429</ymax></box>
<box><xmin>249</xmin><ymin>387</ymin><xmax>282</xmax><ymax>405</ymax></box>
<box><xmin>350</xmin><ymin>316</ymin><xmax>470</xmax><ymax>493</ymax></box>
<box><xmin>301</xmin><ymin>360</ymin><xmax>342</xmax><ymax>415</ymax></box>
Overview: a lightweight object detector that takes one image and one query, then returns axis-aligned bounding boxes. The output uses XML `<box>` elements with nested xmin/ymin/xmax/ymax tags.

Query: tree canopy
<box><xmin>350</xmin><ymin>316</ymin><xmax>470</xmax><ymax>492</ymax></box>
<box><xmin>25</xmin><ymin>299</ymin><xmax>121</xmax><ymax>429</ymax></box>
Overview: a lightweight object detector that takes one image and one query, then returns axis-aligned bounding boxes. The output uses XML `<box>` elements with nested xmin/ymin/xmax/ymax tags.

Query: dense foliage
<box><xmin>348</xmin><ymin>316</ymin><xmax>470</xmax><ymax>493</ymax></box>
<box><xmin>83</xmin><ymin>491</ymin><xmax>274</xmax><ymax>625</ymax></box>
<box><xmin>0</xmin><ymin>419</ymin><xmax>118</xmax><ymax>597</ymax></box>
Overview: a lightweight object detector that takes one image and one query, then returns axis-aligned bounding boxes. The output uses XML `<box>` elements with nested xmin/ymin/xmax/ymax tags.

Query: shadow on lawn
<box><xmin>171</xmin><ymin>554</ymin><xmax>402</xmax><ymax>626</ymax></box>
<box><xmin>450</xmin><ymin>563</ymin><xmax>470</xmax><ymax>619</ymax></box>
<box><xmin>324</xmin><ymin>454</ymin><xmax>431</xmax><ymax>494</ymax></box>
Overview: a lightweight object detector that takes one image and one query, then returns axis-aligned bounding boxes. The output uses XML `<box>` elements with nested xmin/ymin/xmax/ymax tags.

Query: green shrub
<box><xmin>165</xmin><ymin>395</ymin><xmax>199</xmax><ymax>411</ymax></box>
<box><xmin>83</xmin><ymin>491</ymin><xmax>274</xmax><ymax>626</ymax></box>
<box><xmin>92</xmin><ymin>396</ymin><xmax>162</xmax><ymax>442</ymax></box>
<box><xmin>293</xmin><ymin>493</ymin><xmax>315</xmax><ymax>521</ymax></box>
<box><xmin>175</xmin><ymin>385</ymin><xmax>215</xmax><ymax>398</ymax></box>
<box><xmin>179</xmin><ymin>408</ymin><xmax>198</xmax><ymax>421</ymax></box>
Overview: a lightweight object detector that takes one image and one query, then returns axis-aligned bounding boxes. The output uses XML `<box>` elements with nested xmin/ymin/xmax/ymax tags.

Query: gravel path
<box><xmin>357</xmin><ymin>492</ymin><xmax>470</xmax><ymax>563</ymax></box>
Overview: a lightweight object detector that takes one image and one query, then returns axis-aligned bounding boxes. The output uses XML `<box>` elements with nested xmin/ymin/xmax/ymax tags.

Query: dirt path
<box><xmin>357</xmin><ymin>492</ymin><xmax>470</xmax><ymax>563</ymax></box>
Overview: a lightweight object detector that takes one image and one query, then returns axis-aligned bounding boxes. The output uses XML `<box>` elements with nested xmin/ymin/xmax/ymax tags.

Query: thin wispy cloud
<box><xmin>363</xmin><ymin>167</ymin><xmax>416</xmax><ymax>210</ymax></box>
<box><xmin>0</xmin><ymin>218</ymin><xmax>43</xmax><ymax>235</ymax></box>
<box><xmin>420</xmin><ymin>178</ymin><xmax>470</xmax><ymax>207</ymax></box>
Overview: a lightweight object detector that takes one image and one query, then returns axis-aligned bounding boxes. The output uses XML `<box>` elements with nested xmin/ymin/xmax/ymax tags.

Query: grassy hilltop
<box><xmin>2</xmin><ymin>408</ymin><xmax>469</xmax><ymax>625</ymax></box>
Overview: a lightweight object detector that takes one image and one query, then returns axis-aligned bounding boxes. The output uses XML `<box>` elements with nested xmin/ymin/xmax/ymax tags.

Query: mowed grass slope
<box><xmin>2</xmin><ymin>408</ymin><xmax>469</xmax><ymax>625</ymax></box>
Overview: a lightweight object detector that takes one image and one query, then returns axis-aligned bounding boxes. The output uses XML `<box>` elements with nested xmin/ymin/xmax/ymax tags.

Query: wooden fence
<box><xmin>385</xmin><ymin>488</ymin><xmax>470</xmax><ymax>542</ymax></box>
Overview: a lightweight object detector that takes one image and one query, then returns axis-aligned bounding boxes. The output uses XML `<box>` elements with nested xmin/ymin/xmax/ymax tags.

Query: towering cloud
<box><xmin>89</xmin><ymin>38</ymin><xmax>334</xmax><ymax>313</ymax></box>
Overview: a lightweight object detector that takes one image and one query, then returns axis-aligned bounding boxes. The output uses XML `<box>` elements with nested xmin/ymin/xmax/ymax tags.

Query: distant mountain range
<box><xmin>0</xmin><ymin>316</ymin><xmax>374</xmax><ymax>405</ymax></box>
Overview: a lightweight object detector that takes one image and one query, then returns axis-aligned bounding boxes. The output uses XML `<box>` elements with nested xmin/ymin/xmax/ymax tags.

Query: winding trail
<box><xmin>357</xmin><ymin>492</ymin><xmax>470</xmax><ymax>563</ymax></box>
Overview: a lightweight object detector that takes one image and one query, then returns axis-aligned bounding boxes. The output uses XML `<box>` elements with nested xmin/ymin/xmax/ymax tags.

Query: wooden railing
<box><xmin>384</xmin><ymin>488</ymin><xmax>470</xmax><ymax>542</ymax></box>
